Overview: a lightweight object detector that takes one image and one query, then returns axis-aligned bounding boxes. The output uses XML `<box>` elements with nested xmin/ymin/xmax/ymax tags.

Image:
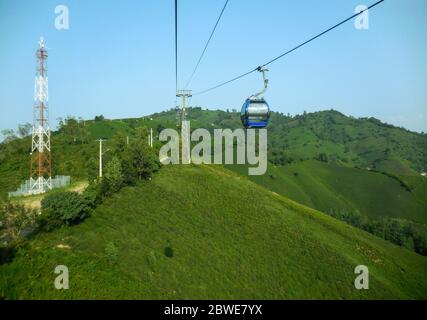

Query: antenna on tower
<box><xmin>38</xmin><ymin>37</ymin><xmax>45</xmax><ymax>49</ymax></box>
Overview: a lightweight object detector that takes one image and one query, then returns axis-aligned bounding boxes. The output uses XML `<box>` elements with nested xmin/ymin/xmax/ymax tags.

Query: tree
<box><xmin>111</xmin><ymin>131</ymin><xmax>128</xmax><ymax>154</ymax></box>
<box><xmin>40</xmin><ymin>191</ymin><xmax>92</xmax><ymax>230</ymax></box>
<box><xmin>316</xmin><ymin>153</ymin><xmax>328</xmax><ymax>163</ymax></box>
<box><xmin>0</xmin><ymin>202</ymin><xmax>37</xmax><ymax>241</ymax></box>
<box><xmin>156</xmin><ymin>123</ymin><xmax>166</xmax><ymax>135</ymax></box>
<box><xmin>104</xmin><ymin>156</ymin><xmax>124</xmax><ymax>192</ymax></box>
<box><xmin>86</xmin><ymin>157</ymin><xmax>99</xmax><ymax>181</ymax></box>
<box><xmin>1</xmin><ymin>129</ymin><xmax>17</xmax><ymax>143</ymax></box>
<box><xmin>17</xmin><ymin>123</ymin><xmax>32</xmax><ymax>138</ymax></box>
<box><xmin>135</xmin><ymin>126</ymin><xmax>149</xmax><ymax>140</ymax></box>
<box><xmin>59</xmin><ymin>116</ymin><xmax>89</xmax><ymax>144</ymax></box>
<box><xmin>121</xmin><ymin>138</ymin><xmax>160</xmax><ymax>183</ymax></box>
<box><xmin>140</xmin><ymin>144</ymin><xmax>160</xmax><ymax>179</ymax></box>
<box><xmin>121</xmin><ymin>140</ymin><xmax>145</xmax><ymax>183</ymax></box>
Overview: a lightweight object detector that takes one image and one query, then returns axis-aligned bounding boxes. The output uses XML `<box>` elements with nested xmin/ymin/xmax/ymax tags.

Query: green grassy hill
<box><xmin>266</xmin><ymin>110</ymin><xmax>427</xmax><ymax>175</ymax></box>
<box><xmin>1</xmin><ymin>165</ymin><xmax>427</xmax><ymax>299</ymax></box>
<box><xmin>143</xmin><ymin>108</ymin><xmax>427</xmax><ymax>175</ymax></box>
<box><xmin>1</xmin><ymin>109</ymin><xmax>426</xmax><ymax>229</ymax></box>
<box><xmin>228</xmin><ymin>160</ymin><xmax>427</xmax><ymax>224</ymax></box>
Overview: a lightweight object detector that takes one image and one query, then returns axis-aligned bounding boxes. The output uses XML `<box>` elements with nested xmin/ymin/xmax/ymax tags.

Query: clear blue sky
<box><xmin>0</xmin><ymin>0</ymin><xmax>426</xmax><ymax>134</ymax></box>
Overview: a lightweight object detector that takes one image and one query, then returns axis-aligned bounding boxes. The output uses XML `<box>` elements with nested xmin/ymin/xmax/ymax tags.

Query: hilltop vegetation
<box><xmin>1</xmin><ymin>165</ymin><xmax>427</xmax><ymax>299</ymax></box>
<box><xmin>147</xmin><ymin>108</ymin><xmax>427</xmax><ymax>175</ymax></box>
<box><xmin>1</xmin><ymin>109</ymin><xmax>426</xmax><ymax>254</ymax></box>
<box><xmin>228</xmin><ymin>160</ymin><xmax>427</xmax><ymax>224</ymax></box>
<box><xmin>1</xmin><ymin>108</ymin><xmax>427</xmax><ymax>299</ymax></box>
<box><xmin>2</xmin><ymin>108</ymin><xmax>425</xmax><ymax>199</ymax></box>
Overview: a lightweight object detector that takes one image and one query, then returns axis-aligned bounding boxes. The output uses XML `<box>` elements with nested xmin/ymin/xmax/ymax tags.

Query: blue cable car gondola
<box><xmin>240</xmin><ymin>66</ymin><xmax>271</xmax><ymax>128</ymax></box>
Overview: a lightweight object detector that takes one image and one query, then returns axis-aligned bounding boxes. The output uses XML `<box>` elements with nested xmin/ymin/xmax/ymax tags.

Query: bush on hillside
<box><xmin>57</xmin><ymin>116</ymin><xmax>89</xmax><ymax>144</ymax></box>
<box><xmin>82</xmin><ymin>183</ymin><xmax>101</xmax><ymax>207</ymax></box>
<box><xmin>315</xmin><ymin>153</ymin><xmax>329</xmax><ymax>163</ymax></box>
<box><xmin>104</xmin><ymin>156</ymin><xmax>124</xmax><ymax>192</ymax></box>
<box><xmin>105</xmin><ymin>242</ymin><xmax>119</xmax><ymax>265</ymax></box>
<box><xmin>85</xmin><ymin>157</ymin><xmax>99</xmax><ymax>182</ymax></box>
<box><xmin>121</xmin><ymin>137</ymin><xmax>160</xmax><ymax>184</ymax></box>
<box><xmin>328</xmin><ymin>208</ymin><xmax>427</xmax><ymax>256</ymax></box>
<box><xmin>39</xmin><ymin>191</ymin><xmax>92</xmax><ymax>231</ymax></box>
<box><xmin>0</xmin><ymin>201</ymin><xmax>37</xmax><ymax>244</ymax></box>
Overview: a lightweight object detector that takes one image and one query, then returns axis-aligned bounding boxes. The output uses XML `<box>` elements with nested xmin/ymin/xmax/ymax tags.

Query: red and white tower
<box><xmin>30</xmin><ymin>37</ymin><xmax>52</xmax><ymax>194</ymax></box>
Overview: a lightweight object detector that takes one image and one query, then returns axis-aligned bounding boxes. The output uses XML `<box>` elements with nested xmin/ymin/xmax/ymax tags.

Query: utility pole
<box><xmin>176</xmin><ymin>90</ymin><xmax>192</xmax><ymax>164</ymax></box>
<box><xmin>150</xmin><ymin>128</ymin><xmax>153</xmax><ymax>147</ymax></box>
<box><xmin>96</xmin><ymin>139</ymin><xmax>106</xmax><ymax>178</ymax></box>
<box><xmin>30</xmin><ymin>37</ymin><xmax>52</xmax><ymax>194</ymax></box>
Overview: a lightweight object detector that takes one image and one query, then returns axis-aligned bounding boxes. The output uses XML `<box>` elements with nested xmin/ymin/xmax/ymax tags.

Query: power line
<box><xmin>194</xmin><ymin>0</ymin><xmax>384</xmax><ymax>96</ymax></box>
<box><xmin>175</xmin><ymin>0</ymin><xmax>178</xmax><ymax>92</ymax></box>
<box><xmin>184</xmin><ymin>0</ymin><xmax>229</xmax><ymax>89</ymax></box>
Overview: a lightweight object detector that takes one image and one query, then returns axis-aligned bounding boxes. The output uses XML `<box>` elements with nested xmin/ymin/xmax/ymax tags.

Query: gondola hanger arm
<box><xmin>251</xmin><ymin>67</ymin><xmax>269</xmax><ymax>99</ymax></box>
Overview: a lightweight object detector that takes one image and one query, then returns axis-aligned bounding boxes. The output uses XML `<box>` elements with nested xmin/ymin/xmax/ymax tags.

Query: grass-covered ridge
<box><xmin>228</xmin><ymin>160</ymin><xmax>427</xmax><ymax>224</ymax></box>
<box><xmin>2</xmin><ymin>108</ymin><xmax>426</xmax><ymax>198</ymax></box>
<box><xmin>1</xmin><ymin>165</ymin><xmax>426</xmax><ymax>299</ymax></box>
<box><xmin>1</xmin><ymin>109</ymin><xmax>426</xmax><ymax>256</ymax></box>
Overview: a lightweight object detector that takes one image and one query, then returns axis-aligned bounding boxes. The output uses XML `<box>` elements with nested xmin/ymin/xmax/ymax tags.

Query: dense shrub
<box><xmin>120</xmin><ymin>134</ymin><xmax>160</xmax><ymax>184</ymax></box>
<box><xmin>39</xmin><ymin>191</ymin><xmax>92</xmax><ymax>231</ymax></box>
<box><xmin>270</xmin><ymin>150</ymin><xmax>294</xmax><ymax>165</ymax></box>
<box><xmin>82</xmin><ymin>183</ymin><xmax>101</xmax><ymax>207</ymax></box>
<box><xmin>315</xmin><ymin>153</ymin><xmax>329</xmax><ymax>163</ymax></box>
<box><xmin>0</xmin><ymin>202</ymin><xmax>37</xmax><ymax>243</ymax></box>
<box><xmin>104</xmin><ymin>156</ymin><xmax>124</xmax><ymax>192</ymax></box>
<box><xmin>105</xmin><ymin>242</ymin><xmax>119</xmax><ymax>265</ymax></box>
<box><xmin>328</xmin><ymin>208</ymin><xmax>427</xmax><ymax>256</ymax></box>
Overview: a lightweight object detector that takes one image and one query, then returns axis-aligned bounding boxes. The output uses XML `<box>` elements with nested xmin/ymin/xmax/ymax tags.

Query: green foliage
<box><xmin>58</xmin><ymin>116</ymin><xmax>89</xmax><ymax>144</ymax></box>
<box><xmin>228</xmin><ymin>160</ymin><xmax>427</xmax><ymax>225</ymax></box>
<box><xmin>82</xmin><ymin>182</ymin><xmax>101</xmax><ymax>207</ymax></box>
<box><xmin>104</xmin><ymin>157</ymin><xmax>124</xmax><ymax>192</ymax></box>
<box><xmin>0</xmin><ymin>201</ymin><xmax>37</xmax><ymax>243</ymax></box>
<box><xmin>0</xmin><ymin>109</ymin><xmax>426</xmax><ymax>299</ymax></box>
<box><xmin>1</xmin><ymin>165</ymin><xmax>427</xmax><ymax>299</ymax></box>
<box><xmin>94</xmin><ymin>115</ymin><xmax>105</xmax><ymax>121</ymax></box>
<box><xmin>39</xmin><ymin>191</ymin><xmax>92</xmax><ymax>230</ymax></box>
<box><xmin>316</xmin><ymin>153</ymin><xmax>329</xmax><ymax>162</ymax></box>
<box><xmin>156</xmin><ymin>123</ymin><xmax>166</xmax><ymax>134</ymax></box>
<box><xmin>36</xmin><ymin>208</ymin><xmax>63</xmax><ymax>232</ymax></box>
<box><xmin>2</xmin><ymin>108</ymin><xmax>425</xmax><ymax>200</ymax></box>
<box><xmin>270</xmin><ymin>150</ymin><xmax>294</xmax><ymax>165</ymax></box>
<box><xmin>111</xmin><ymin>131</ymin><xmax>128</xmax><ymax>154</ymax></box>
<box><xmin>121</xmin><ymin>137</ymin><xmax>160</xmax><ymax>183</ymax></box>
<box><xmin>105</xmin><ymin>242</ymin><xmax>119</xmax><ymax>265</ymax></box>
<box><xmin>16</xmin><ymin>123</ymin><xmax>32</xmax><ymax>138</ymax></box>
<box><xmin>1</xmin><ymin>129</ymin><xmax>17</xmax><ymax>143</ymax></box>
<box><xmin>328</xmin><ymin>208</ymin><xmax>427</xmax><ymax>256</ymax></box>
<box><xmin>164</xmin><ymin>246</ymin><xmax>174</xmax><ymax>258</ymax></box>
<box><xmin>135</xmin><ymin>126</ymin><xmax>149</xmax><ymax>140</ymax></box>
<box><xmin>85</xmin><ymin>157</ymin><xmax>99</xmax><ymax>182</ymax></box>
